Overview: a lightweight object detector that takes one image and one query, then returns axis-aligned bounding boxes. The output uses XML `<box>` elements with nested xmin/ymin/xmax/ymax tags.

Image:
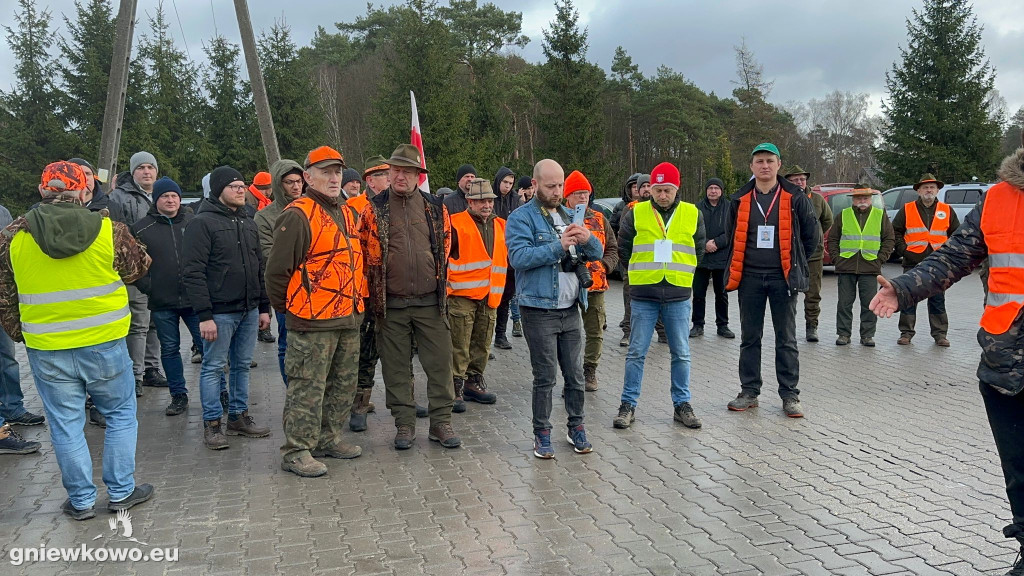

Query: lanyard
<box><xmin>754</xmin><ymin>186</ymin><xmax>781</xmax><ymax>222</ymax></box>
<box><xmin>652</xmin><ymin>203</ymin><xmax>675</xmax><ymax>237</ymax></box>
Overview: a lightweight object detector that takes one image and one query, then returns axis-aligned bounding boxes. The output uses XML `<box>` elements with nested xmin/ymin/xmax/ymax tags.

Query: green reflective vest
<box><xmin>10</xmin><ymin>217</ymin><xmax>130</xmax><ymax>350</ymax></box>
<box><xmin>628</xmin><ymin>200</ymin><xmax>698</xmax><ymax>287</ymax></box>
<box><xmin>838</xmin><ymin>206</ymin><xmax>883</xmax><ymax>261</ymax></box>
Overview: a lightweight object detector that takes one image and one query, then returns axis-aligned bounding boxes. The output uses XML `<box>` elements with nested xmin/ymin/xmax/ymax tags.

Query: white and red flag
<box><xmin>410</xmin><ymin>91</ymin><xmax>430</xmax><ymax>193</ymax></box>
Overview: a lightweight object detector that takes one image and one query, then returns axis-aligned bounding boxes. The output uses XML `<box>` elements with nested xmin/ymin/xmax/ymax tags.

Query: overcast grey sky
<box><xmin>1</xmin><ymin>0</ymin><xmax>1021</xmax><ymax>120</ymax></box>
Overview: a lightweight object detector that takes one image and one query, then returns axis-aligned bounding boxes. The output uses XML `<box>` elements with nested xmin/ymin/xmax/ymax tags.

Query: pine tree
<box><xmin>258</xmin><ymin>20</ymin><xmax>323</xmax><ymax>163</ymax></box>
<box><xmin>877</xmin><ymin>0</ymin><xmax>1002</xmax><ymax>184</ymax></box>
<box><xmin>203</xmin><ymin>36</ymin><xmax>262</xmax><ymax>175</ymax></box>
<box><xmin>57</xmin><ymin>0</ymin><xmax>115</xmax><ymax>158</ymax></box>
<box><xmin>0</xmin><ymin>0</ymin><xmax>68</xmax><ymax>212</ymax></box>
<box><xmin>537</xmin><ymin>0</ymin><xmax>607</xmax><ymax>188</ymax></box>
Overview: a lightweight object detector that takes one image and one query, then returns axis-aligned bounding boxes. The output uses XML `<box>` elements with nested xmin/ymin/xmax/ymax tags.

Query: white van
<box><xmin>882</xmin><ymin>182</ymin><xmax>992</xmax><ymax>222</ymax></box>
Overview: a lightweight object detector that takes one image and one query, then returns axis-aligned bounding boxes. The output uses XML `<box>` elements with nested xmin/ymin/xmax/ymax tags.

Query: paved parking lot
<box><xmin>0</xmin><ymin>263</ymin><xmax>1015</xmax><ymax>575</ymax></box>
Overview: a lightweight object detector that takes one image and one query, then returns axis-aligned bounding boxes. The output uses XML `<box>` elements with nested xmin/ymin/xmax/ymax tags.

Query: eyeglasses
<box><xmin>224</xmin><ymin>184</ymin><xmax>246</xmax><ymax>191</ymax></box>
<box><xmin>282</xmin><ymin>178</ymin><xmax>303</xmax><ymax>186</ymax></box>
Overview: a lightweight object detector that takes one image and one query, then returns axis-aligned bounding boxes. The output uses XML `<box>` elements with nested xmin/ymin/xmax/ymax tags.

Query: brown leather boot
<box><xmin>225</xmin><ymin>411</ymin><xmax>271</xmax><ymax>438</ymax></box>
<box><xmin>464</xmin><ymin>374</ymin><xmax>497</xmax><ymax>404</ymax></box>
<box><xmin>584</xmin><ymin>364</ymin><xmax>598</xmax><ymax>391</ymax></box>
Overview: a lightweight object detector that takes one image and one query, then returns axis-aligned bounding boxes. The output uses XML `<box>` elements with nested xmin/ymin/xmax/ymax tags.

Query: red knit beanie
<box><xmin>650</xmin><ymin>162</ymin><xmax>680</xmax><ymax>188</ymax></box>
<box><xmin>563</xmin><ymin>170</ymin><xmax>592</xmax><ymax>198</ymax></box>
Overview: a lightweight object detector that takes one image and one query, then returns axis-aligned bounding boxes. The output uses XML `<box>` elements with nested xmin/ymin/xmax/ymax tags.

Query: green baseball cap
<box><xmin>751</xmin><ymin>142</ymin><xmax>780</xmax><ymax>157</ymax></box>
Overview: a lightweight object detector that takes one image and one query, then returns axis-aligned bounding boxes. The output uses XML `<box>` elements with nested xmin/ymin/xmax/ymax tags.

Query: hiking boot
<box><xmin>416</xmin><ymin>405</ymin><xmax>428</xmax><ymax>418</ymax></box>
<box><xmin>512</xmin><ymin>320</ymin><xmax>523</xmax><ymax>337</ymax></box>
<box><xmin>226</xmin><ymin>411</ymin><xmax>271</xmax><ymax>437</ymax></box>
<box><xmin>89</xmin><ymin>406</ymin><xmax>106</xmax><ymax>428</ymax></box>
<box><xmin>493</xmin><ymin>335</ymin><xmax>512</xmax><ymax>350</ymax></box>
<box><xmin>533</xmin><ymin>430</ymin><xmax>554</xmax><ymax>459</ymax></box>
<box><xmin>717</xmin><ymin>326</ymin><xmax>735</xmax><ymax>339</ymax></box>
<box><xmin>935</xmin><ymin>337</ymin><xmax>950</xmax><ymax>347</ymax></box>
<box><xmin>281</xmin><ymin>452</ymin><xmax>327</xmax><ymax>478</ymax></box>
<box><xmin>108</xmin><ymin>483</ymin><xmax>154</xmax><ymax>512</ymax></box>
<box><xmin>61</xmin><ymin>499</ymin><xmax>95</xmax><ymax>520</ymax></box>
<box><xmin>1005</xmin><ymin>547</ymin><xmax>1023</xmax><ymax>576</ymax></box>
<box><xmin>135</xmin><ymin>381</ymin><xmax>143</xmax><ymax>397</ymax></box>
<box><xmin>464</xmin><ymin>375</ymin><xmax>497</xmax><ymax>404</ymax></box>
<box><xmin>5</xmin><ymin>410</ymin><xmax>45</xmax><ymax>426</ymax></box>
<box><xmin>142</xmin><ymin>367</ymin><xmax>168</xmax><ymax>387</ymax></box>
<box><xmin>583</xmin><ymin>364</ymin><xmax>598</xmax><ymax>392</ymax></box>
<box><xmin>394</xmin><ymin>425</ymin><xmax>415</xmax><ymax>450</ymax></box>
<box><xmin>203</xmin><ymin>420</ymin><xmax>229</xmax><ymax>450</ymax></box>
<box><xmin>897</xmin><ymin>335</ymin><xmax>912</xmax><ymax>345</ymax></box>
<box><xmin>806</xmin><ymin>325</ymin><xmax>819</xmax><ymax>342</ymax></box>
<box><xmin>452</xmin><ymin>377</ymin><xmax>467</xmax><ymax>413</ymax></box>
<box><xmin>190</xmin><ymin>345</ymin><xmax>202</xmax><ymax>363</ymax></box>
<box><xmin>428</xmin><ymin>422</ymin><xmax>462</xmax><ymax>448</ymax></box>
<box><xmin>613</xmin><ymin>403</ymin><xmax>635</xmax><ymax>429</ymax></box>
<box><xmin>0</xmin><ymin>424</ymin><xmax>41</xmax><ymax>454</ymax></box>
<box><xmin>689</xmin><ymin>325</ymin><xmax>704</xmax><ymax>338</ymax></box>
<box><xmin>312</xmin><ymin>443</ymin><xmax>362</xmax><ymax>459</ymax></box>
<box><xmin>727</xmin><ymin>393</ymin><xmax>759</xmax><ymax>411</ymax></box>
<box><xmin>257</xmin><ymin>327</ymin><xmax>276</xmax><ymax>343</ymax></box>
<box><xmin>165</xmin><ymin>394</ymin><xmax>188</xmax><ymax>416</ymax></box>
<box><xmin>835</xmin><ymin>335</ymin><xmax>851</xmax><ymax>346</ymax></box>
<box><xmin>783</xmin><ymin>398</ymin><xmax>804</xmax><ymax>418</ymax></box>
<box><xmin>566</xmin><ymin>425</ymin><xmax>593</xmax><ymax>454</ymax></box>
<box><xmin>673</xmin><ymin>402</ymin><xmax>703</xmax><ymax>429</ymax></box>
<box><xmin>861</xmin><ymin>337</ymin><xmax>875</xmax><ymax>347</ymax></box>
<box><xmin>619</xmin><ymin>332</ymin><xmax>630</xmax><ymax>347</ymax></box>
<box><xmin>350</xmin><ymin>388</ymin><xmax>372</xmax><ymax>432</ymax></box>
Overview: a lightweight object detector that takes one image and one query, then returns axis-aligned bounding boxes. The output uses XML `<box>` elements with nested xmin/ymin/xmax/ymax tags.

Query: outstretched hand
<box><xmin>869</xmin><ymin>275</ymin><xmax>899</xmax><ymax>318</ymax></box>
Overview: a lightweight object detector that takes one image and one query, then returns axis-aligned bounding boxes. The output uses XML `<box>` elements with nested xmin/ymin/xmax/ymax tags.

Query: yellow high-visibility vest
<box><xmin>628</xmin><ymin>200</ymin><xmax>698</xmax><ymax>287</ymax></box>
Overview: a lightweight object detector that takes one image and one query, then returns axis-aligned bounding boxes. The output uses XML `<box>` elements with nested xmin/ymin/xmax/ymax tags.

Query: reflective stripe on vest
<box><xmin>903</xmin><ymin>200</ymin><xmax>951</xmax><ymax>253</ymax></box>
<box><xmin>838</xmin><ymin>207</ymin><xmax>883</xmax><ymax>260</ymax></box>
<box><xmin>979</xmin><ymin>183</ymin><xmax>1024</xmax><ymax>334</ymax></box>
<box><xmin>285</xmin><ymin>197</ymin><xmax>366</xmax><ymax>320</ymax></box>
<box><xmin>446</xmin><ymin>211</ymin><xmax>508</xmax><ymax>308</ymax></box>
<box><xmin>583</xmin><ymin>209</ymin><xmax>609</xmax><ymax>292</ymax></box>
<box><xmin>10</xmin><ymin>217</ymin><xmax>130</xmax><ymax>350</ymax></box>
<box><xmin>628</xmin><ymin>201</ymin><xmax>698</xmax><ymax>287</ymax></box>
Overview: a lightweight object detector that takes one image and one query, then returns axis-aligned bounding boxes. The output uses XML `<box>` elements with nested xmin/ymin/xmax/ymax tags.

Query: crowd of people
<box><xmin>0</xmin><ymin>140</ymin><xmax>1021</xmax><ymax>575</ymax></box>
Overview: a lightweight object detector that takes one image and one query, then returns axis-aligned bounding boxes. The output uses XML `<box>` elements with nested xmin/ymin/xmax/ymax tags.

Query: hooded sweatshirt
<box><xmin>254</xmin><ymin>159</ymin><xmax>304</xmax><ymax>261</ymax></box>
<box><xmin>611</xmin><ymin>173</ymin><xmax>642</xmax><ymax>235</ymax></box>
<box><xmin>492</xmin><ymin>166</ymin><xmax>522</xmax><ymax>220</ymax></box>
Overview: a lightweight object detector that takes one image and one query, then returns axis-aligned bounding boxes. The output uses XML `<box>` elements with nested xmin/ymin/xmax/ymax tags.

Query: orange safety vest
<box><xmin>903</xmin><ymin>200</ymin><xmax>952</xmax><ymax>253</ymax></box>
<box><xmin>346</xmin><ymin>192</ymin><xmax>370</xmax><ymax>218</ymax></box>
<box><xmin>726</xmin><ymin>188</ymin><xmax>793</xmax><ymax>291</ymax></box>
<box><xmin>285</xmin><ymin>197</ymin><xmax>366</xmax><ymax>320</ymax></box>
<box><xmin>248</xmin><ymin>185</ymin><xmax>272</xmax><ymax>211</ymax></box>
<box><xmin>583</xmin><ymin>208</ymin><xmax>608</xmax><ymax>292</ymax></box>
<box><xmin>446</xmin><ymin>211</ymin><xmax>507</xmax><ymax>308</ymax></box>
<box><xmin>979</xmin><ymin>182</ymin><xmax>1024</xmax><ymax>334</ymax></box>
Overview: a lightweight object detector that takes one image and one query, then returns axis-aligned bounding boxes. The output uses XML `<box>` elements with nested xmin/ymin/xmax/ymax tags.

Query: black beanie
<box><xmin>341</xmin><ymin>168</ymin><xmax>362</xmax><ymax>188</ymax></box>
<box><xmin>456</xmin><ymin>164</ymin><xmax>477</xmax><ymax>183</ymax></box>
<box><xmin>705</xmin><ymin>178</ymin><xmax>725</xmax><ymax>192</ymax></box>
<box><xmin>209</xmin><ymin>165</ymin><xmax>244</xmax><ymax>199</ymax></box>
<box><xmin>516</xmin><ymin>176</ymin><xmax>533</xmax><ymax>190</ymax></box>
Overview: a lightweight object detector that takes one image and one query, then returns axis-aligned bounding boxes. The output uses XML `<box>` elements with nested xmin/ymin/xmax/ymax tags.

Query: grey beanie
<box><xmin>130</xmin><ymin>151</ymin><xmax>158</xmax><ymax>174</ymax></box>
<box><xmin>637</xmin><ymin>174</ymin><xmax>651</xmax><ymax>188</ymax></box>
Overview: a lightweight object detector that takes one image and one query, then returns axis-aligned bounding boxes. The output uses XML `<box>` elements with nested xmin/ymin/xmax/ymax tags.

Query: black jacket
<box><xmin>182</xmin><ymin>196</ymin><xmax>270</xmax><ymax>321</ymax></box>
<box><xmin>85</xmin><ymin>188</ymin><xmax>124</xmax><ymax>222</ymax></box>
<box><xmin>695</xmin><ymin>195</ymin><xmax>732</xmax><ymax>270</ymax></box>
<box><xmin>131</xmin><ymin>206</ymin><xmax>194</xmax><ymax>311</ymax></box>
<box><xmin>617</xmin><ymin>198</ymin><xmax>706</xmax><ymax>302</ymax></box>
<box><xmin>492</xmin><ymin>167</ymin><xmax>522</xmax><ymax>220</ymax></box>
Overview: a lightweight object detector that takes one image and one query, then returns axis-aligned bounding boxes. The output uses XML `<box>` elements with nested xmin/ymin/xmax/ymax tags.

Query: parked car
<box><xmin>592</xmin><ymin>197</ymin><xmax>622</xmax><ymax>222</ymax></box>
<box><xmin>818</xmin><ymin>186</ymin><xmax>885</xmax><ymax>267</ymax></box>
<box><xmin>881</xmin><ymin>182</ymin><xmax>990</xmax><ymax>223</ymax></box>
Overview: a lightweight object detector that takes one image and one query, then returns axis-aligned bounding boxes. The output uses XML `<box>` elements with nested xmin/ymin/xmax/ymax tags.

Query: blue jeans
<box><xmin>27</xmin><ymin>339</ymin><xmax>137</xmax><ymax>509</ymax></box>
<box><xmin>510</xmin><ymin>296</ymin><xmax>521</xmax><ymax>322</ymax></box>
<box><xmin>199</xmin><ymin>310</ymin><xmax>258</xmax><ymax>422</ymax></box>
<box><xmin>622</xmin><ymin>299</ymin><xmax>692</xmax><ymax>407</ymax></box>
<box><xmin>275</xmin><ymin>309</ymin><xmax>288</xmax><ymax>386</ymax></box>
<box><xmin>151</xmin><ymin>308</ymin><xmax>201</xmax><ymax>397</ymax></box>
<box><xmin>0</xmin><ymin>328</ymin><xmax>26</xmax><ymax>419</ymax></box>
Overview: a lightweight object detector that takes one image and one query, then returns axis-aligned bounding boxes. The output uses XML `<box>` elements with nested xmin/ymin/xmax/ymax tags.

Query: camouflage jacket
<box><xmin>0</xmin><ymin>202</ymin><xmax>151</xmax><ymax>342</ymax></box>
<box><xmin>889</xmin><ymin>148</ymin><xmax>1024</xmax><ymax>396</ymax></box>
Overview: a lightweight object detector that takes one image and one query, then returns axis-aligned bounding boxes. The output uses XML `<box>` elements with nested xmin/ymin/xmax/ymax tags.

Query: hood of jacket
<box><xmin>492</xmin><ymin>166</ymin><xmax>521</xmax><ymax>219</ymax></box>
<box><xmin>114</xmin><ymin>171</ymin><xmax>147</xmax><ymax>197</ymax></box>
<box><xmin>25</xmin><ymin>202</ymin><xmax>103</xmax><ymax>259</ymax></box>
<box><xmin>270</xmin><ymin>159</ymin><xmax>304</xmax><ymax>208</ymax></box>
<box><xmin>620</xmin><ymin>173</ymin><xmax>641</xmax><ymax>202</ymax></box>
<box><xmin>998</xmin><ymin>147</ymin><xmax>1024</xmax><ymax>189</ymax></box>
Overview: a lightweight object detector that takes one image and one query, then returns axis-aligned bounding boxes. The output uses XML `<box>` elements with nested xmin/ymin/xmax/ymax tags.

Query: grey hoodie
<box><xmin>254</xmin><ymin>159</ymin><xmax>304</xmax><ymax>261</ymax></box>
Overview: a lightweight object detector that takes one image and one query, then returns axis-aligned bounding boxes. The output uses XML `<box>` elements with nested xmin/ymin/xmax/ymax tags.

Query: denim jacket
<box><xmin>506</xmin><ymin>198</ymin><xmax>604</xmax><ymax>311</ymax></box>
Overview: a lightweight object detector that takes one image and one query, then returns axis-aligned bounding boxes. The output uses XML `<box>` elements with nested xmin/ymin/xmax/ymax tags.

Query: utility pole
<box><xmin>96</xmin><ymin>0</ymin><xmax>137</xmax><ymax>188</ymax></box>
<box><xmin>234</xmin><ymin>0</ymin><xmax>280</xmax><ymax>166</ymax></box>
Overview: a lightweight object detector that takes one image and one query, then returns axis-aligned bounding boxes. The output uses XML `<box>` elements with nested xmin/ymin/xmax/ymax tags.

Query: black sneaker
<box><xmin>673</xmin><ymin>402</ymin><xmax>702</xmax><ymax>429</ymax></box>
<box><xmin>689</xmin><ymin>326</ymin><xmax>704</xmax><ymax>338</ymax></box>
<box><xmin>613</xmin><ymin>403</ymin><xmax>635</xmax><ymax>429</ymax></box>
<box><xmin>5</xmin><ymin>410</ymin><xmax>45</xmax><ymax>426</ymax></box>
<box><xmin>493</xmin><ymin>336</ymin><xmax>512</xmax><ymax>350</ymax></box>
<box><xmin>108</xmin><ymin>483</ymin><xmax>154</xmax><ymax>512</ymax></box>
<box><xmin>61</xmin><ymin>499</ymin><xmax>95</xmax><ymax>520</ymax></box>
<box><xmin>165</xmin><ymin>394</ymin><xmax>188</xmax><ymax>416</ymax></box>
<box><xmin>142</xmin><ymin>367</ymin><xmax>168</xmax><ymax>387</ymax></box>
<box><xmin>717</xmin><ymin>326</ymin><xmax>735</xmax><ymax>339</ymax></box>
<box><xmin>0</xmin><ymin>424</ymin><xmax>41</xmax><ymax>454</ymax></box>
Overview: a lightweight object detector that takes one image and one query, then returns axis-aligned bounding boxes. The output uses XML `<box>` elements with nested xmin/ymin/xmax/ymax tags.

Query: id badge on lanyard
<box><xmin>652</xmin><ymin>204</ymin><xmax>675</xmax><ymax>263</ymax></box>
<box><xmin>755</xmin><ymin>188</ymin><xmax>780</xmax><ymax>249</ymax></box>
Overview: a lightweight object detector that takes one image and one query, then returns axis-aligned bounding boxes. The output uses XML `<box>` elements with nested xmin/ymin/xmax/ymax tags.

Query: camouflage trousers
<box><xmin>448</xmin><ymin>296</ymin><xmax>496</xmax><ymax>380</ymax></box>
<box><xmin>281</xmin><ymin>328</ymin><xmax>359</xmax><ymax>458</ymax></box>
<box><xmin>579</xmin><ymin>290</ymin><xmax>606</xmax><ymax>367</ymax></box>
